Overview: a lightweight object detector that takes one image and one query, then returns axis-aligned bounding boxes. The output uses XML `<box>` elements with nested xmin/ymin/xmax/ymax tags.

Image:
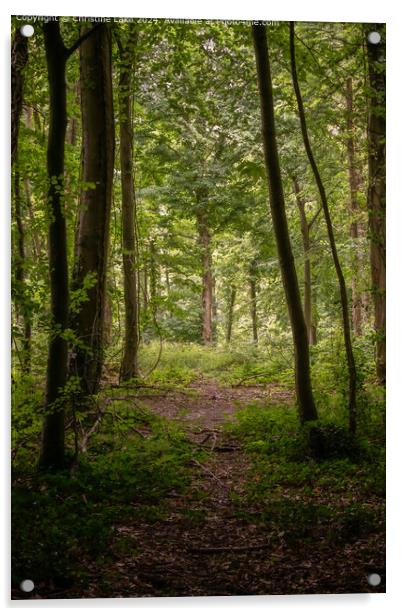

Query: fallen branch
<box><xmin>189</xmin><ymin>459</ymin><xmax>225</xmax><ymax>486</ymax></box>
<box><xmin>188</xmin><ymin>543</ymin><xmax>274</xmax><ymax>554</ymax></box>
<box><xmin>232</xmin><ymin>372</ymin><xmax>272</xmax><ymax>387</ymax></box>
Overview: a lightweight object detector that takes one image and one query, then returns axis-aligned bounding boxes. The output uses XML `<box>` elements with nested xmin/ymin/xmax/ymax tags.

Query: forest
<box><xmin>11</xmin><ymin>17</ymin><xmax>385</xmax><ymax>598</ymax></box>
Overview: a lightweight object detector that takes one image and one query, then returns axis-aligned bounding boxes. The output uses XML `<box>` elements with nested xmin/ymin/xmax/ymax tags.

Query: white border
<box><xmin>2</xmin><ymin>1</ymin><xmax>401</xmax><ymax>614</ymax></box>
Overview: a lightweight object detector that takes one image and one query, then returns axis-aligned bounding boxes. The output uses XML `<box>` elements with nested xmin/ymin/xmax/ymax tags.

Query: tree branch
<box><xmin>66</xmin><ymin>24</ymin><xmax>102</xmax><ymax>58</ymax></box>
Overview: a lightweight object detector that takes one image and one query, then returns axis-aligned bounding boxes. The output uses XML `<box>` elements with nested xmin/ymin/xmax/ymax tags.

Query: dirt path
<box><xmin>82</xmin><ymin>380</ymin><xmax>384</xmax><ymax>598</ymax></box>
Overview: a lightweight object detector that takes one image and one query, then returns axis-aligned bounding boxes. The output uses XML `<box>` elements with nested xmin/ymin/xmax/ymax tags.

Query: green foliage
<box><xmin>225</xmin><ymin>392</ymin><xmax>385</xmax><ymax>528</ymax></box>
<box><xmin>12</xmin><ymin>399</ymin><xmax>201</xmax><ymax>591</ymax></box>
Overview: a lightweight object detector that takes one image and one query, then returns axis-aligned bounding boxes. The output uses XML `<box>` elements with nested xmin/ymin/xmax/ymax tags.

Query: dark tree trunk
<box><xmin>39</xmin><ymin>23</ymin><xmax>69</xmax><ymax>469</ymax></box>
<box><xmin>70</xmin><ymin>25</ymin><xmax>115</xmax><ymax>395</ymax></box>
<box><xmin>293</xmin><ymin>179</ymin><xmax>316</xmax><ymax>346</ymax></box>
<box><xmin>118</xmin><ymin>31</ymin><xmax>140</xmax><ymax>382</ymax></box>
<box><xmin>226</xmin><ymin>285</ymin><xmax>236</xmax><ymax>343</ymax></box>
<box><xmin>252</xmin><ymin>24</ymin><xmax>318</xmax><ymax>423</ymax></box>
<box><xmin>11</xmin><ymin>30</ymin><xmax>28</xmax><ymax>166</ymax></box>
<box><xmin>196</xmin><ymin>210</ymin><xmax>214</xmax><ymax>345</ymax></box>
<box><xmin>366</xmin><ymin>25</ymin><xmax>386</xmax><ymax>384</ymax></box>
<box><xmin>290</xmin><ymin>22</ymin><xmax>357</xmax><ymax>433</ymax></box>
<box><xmin>345</xmin><ymin>77</ymin><xmax>363</xmax><ymax>337</ymax></box>
<box><xmin>249</xmin><ymin>260</ymin><xmax>258</xmax><ymax>344</ymax></box>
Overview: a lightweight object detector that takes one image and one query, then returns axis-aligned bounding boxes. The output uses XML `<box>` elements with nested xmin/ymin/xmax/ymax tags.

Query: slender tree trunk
<box><xmin>249</xmin><ymin>260</ymin><xmax>258</xmax><ymax>343</ymax></box>
<box><xmin>70</xmin><ymin>25</ymin><xmax>115</xmax><ymax>395</ymax></box>
<box><xmin>252</xmin><ymin>24</ymin><xmax>318</xmax><ymax>423</ymax></box>
<box><xmin>23</xmin><ymin>109</ymin><xmax>41</xmax><ymax>260</ymax></box>
<box><xmin>290</xmin><ymin>22</ymin><xmax>357</xmax><ymax>433</ymax></box>
<box><xmin>345</xmin><ymin>77</ymin><xmax>363</xmax><ymax>336</ymax></box>
<box><xmin>196</xmin><ymin>210</ymin><xmax>213</xmax><ymax>345</ymax></box>
<box><xmin>226</xmin><ymin>285</ymin><xmax>236</xmax><ymax>343</ymax></box>
<box><xmin>149</xmin><ymin>240</ymin><xmax>158</xmax><ymax>301</ymax></box>
<box><xmin>143</xmin><ymin>266</ymin><xmax>149</xmax><ymax>315</ymax></box>
<box><xmin>13</xmin><ymin>167</ymin><xmax>32</xmax><ymax>372</ymax></box>
<box><xmin>118</xmin><ymin>31</ymin><xmax>140</xmax><ymax>382</ymax></box>
<box><xmin>212</xmin><ymin>275</ymin><xmax>218</xmax><ymax>341</ymax></box>
<box><xmin>39</xmin><ymin>23</ymin><xmax>69</xmax><ymax>469</ymax></box>
<box><xmin>366</xmin><ymin>25</ymin><xmax>386</xmax><ymax>384</ymax></box>
<box><xmin>293</xmin><ymin>179</ymin><xmax>316</xmax><ymax>345</ymax></box>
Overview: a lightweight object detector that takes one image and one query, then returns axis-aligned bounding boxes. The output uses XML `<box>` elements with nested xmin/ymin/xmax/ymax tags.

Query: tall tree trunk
<box><xmin>290</xmin><ymin>22</ymin><xmax>357</xmax><ymax>433</ymax></box>
<box><xmin>196</xmin><ymin>210</ymin><xmax>213</xmax><ymax>345</ymax></box>
<box><xmin>36</xmin><ymin>23</ymin><xmax>100</xmax><ymax>468</ymax></box>
<box><xmin>293</xmin><ymin>179</ymin><xmax>316</xmax><ymax>345</ymax></box>
<box><xmin>249</xmin><ymin>260</ymin><xmax>258</xmax><ymax>343</ymax></box>
<box><xmin>39</xmin><ymin>23</ymin><xmax>69</xmax><ymax>469</ymax></box>
<box><xmin>226</xmin><ymin>285</ymin><xmax>236</xmax><ymax>343</ymax></box>
<box><xmin>345</xmin><ymin>77</ymin><xmax>363</xmax><ymax>336</ymax></box>
<box><xmin>252</xmin><ymin>24</ymin><xmax>318</xmax><ymax>423</ymax></box>
<box><xmin>117</xmin><ymin>31</ymin><xmax>140</xmax><ymax>382</ymax></box>
<box><xmin>70</xmin><ymin>25</ymin><xmax>115</xmax><ymax>395</ymax></box>
<box><xmin>366</xmin><ymin>25</ymin><xmax>386</xmax><ymax>384</ymax></box>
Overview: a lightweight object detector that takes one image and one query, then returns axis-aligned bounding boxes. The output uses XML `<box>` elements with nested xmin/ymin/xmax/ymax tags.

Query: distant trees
<box><xmin>252</xmin><ymin>24</ymin><xmax>318</xmax><ymax>423</ymax></box>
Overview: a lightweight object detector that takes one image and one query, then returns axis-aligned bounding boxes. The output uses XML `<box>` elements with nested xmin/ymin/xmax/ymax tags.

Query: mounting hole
<box><xmin>367</xmin><ymin>31</ymin><xmax>381</xmax><ymax>45</ymax></box>
<box><xmin>20</xmin><ymin>579</ymin><xmax>34</xmax><ymax>592</ymax></box>
<box><xmin>367</xmin><ymin>572</ymin><xmax>381</xmax><ymax>586</ymax></box>
<box><xmin>20</xmin><ymin>25</ymin><xmax>34</xmax><ymax>38</ymax></box>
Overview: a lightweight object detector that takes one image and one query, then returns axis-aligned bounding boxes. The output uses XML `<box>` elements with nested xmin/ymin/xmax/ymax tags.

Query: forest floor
<box><xmin>74</xmin><ymin>377</ymin><xmax>385</xmax><ymax>598</ymax></box>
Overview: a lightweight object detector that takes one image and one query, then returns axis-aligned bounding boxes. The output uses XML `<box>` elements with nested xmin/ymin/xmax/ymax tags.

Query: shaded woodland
<box><xmin>11</xmin><ymin>17</ymin><xmax>385</xmax><ymax>598</ymax></box>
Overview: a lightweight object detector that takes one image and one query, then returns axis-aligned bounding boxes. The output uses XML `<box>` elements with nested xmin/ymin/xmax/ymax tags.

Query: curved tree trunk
<box><xmin>293</xmin><ymin>179</ymin><xmax>316</xmax><ymax>346</ymax></box>
<box><xmin>70</xmin><ymin>24</ymin><xmax>115</xmax><ymax>395</ymax></box>
<box><xmin>366</xmin><ymin>25</ymin><xmax>386</xmax><ymax>384</ymax></box>
<box><xmin>117</xmin><ymin>31</ymin><xmax>140</xmax><ymax>382</ymax></box>
<box><xmin>252</xmin><ymin>24</ymin><xmax>318</xmax><ymax>424</ymax></box>
<box><xmin>290</xmin><ymin>22</ymin><xmax>357</xmax><ymax>433</ymax></box>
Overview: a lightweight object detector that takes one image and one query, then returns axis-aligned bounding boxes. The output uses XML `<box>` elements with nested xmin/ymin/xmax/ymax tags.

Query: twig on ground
<box><xmin>188</xmin><ymin>543</ymin><xmax>275</xmax><ymax>554</ymax></box>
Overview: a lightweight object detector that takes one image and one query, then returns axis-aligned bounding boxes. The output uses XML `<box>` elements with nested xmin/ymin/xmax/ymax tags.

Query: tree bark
<box><xmin>70</xmin><ymin>24</ymin><xmax>115</xmax><ymax>395</ymax></box>
<box><xmin>118</xmin><ymin>31</ymin><xmax>140</xmax><ymax>382</ymax></box>
<box><xmin>196</xmin><ymin>210</ymin><xmax>214</xmax><ymax>345</ymax></box>
<box><xmin>290</xmin><ymin>22</ymin><xmax>357</xmax><ymax>433</ymax></box>
<box><xmin>252</xmin><ymin>24</ymin><xmax>318</xmax><ymax>423</ymax></box>
<box><xmin>345</xmin><ymin>77</ymin><xmax>363</xmax><ymax>336</ymax></box>
<box><xmin>39</xmin><ymin>23</ymin><xmax>70</xmax><ymax>469</ymax></box>
<box><xmin>249</xmin><ymin>260</ymin><xmax>258</xmax><ymax>344</ymax></box>
<box><xmin>366</xmin><ymin>25</ymin><xmax>386</xmax><ymax>384</ymax></box>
